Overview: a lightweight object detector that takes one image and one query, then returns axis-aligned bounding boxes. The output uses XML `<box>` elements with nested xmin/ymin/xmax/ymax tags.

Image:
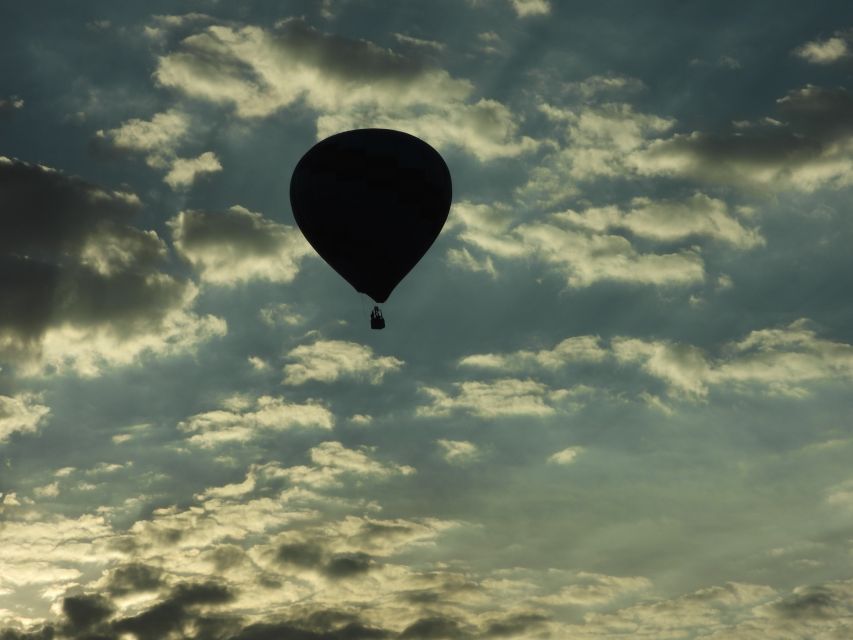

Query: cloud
<box><xmin>450</xmin><ymin>201</ymin><xmax>705</xmax><ymax>288</ymax></box>
<box><xmin>0</xmin><ymin>394</ymin><xmax>49</xmax><ymax>442</ymax></box>
<box><xmin>631</xmin><ymin>85</ymin><xmax>853</xmax><ymax>192</ymax></box>
<box><xmin>178</xmin><ymin>394</ymin><xmax>334</xmax><ymax>448</ymax></box>
<box><xmin>509</xmin><ymin>0</ymin><xmax>551</xmax><ymax>18</ymax></box>
<box><xmin>535</xmin><ymin>572</ymin><xmax>651</xmax><ymax>606</ymax></box>
<box><xmin>436</xmin><ymin>439</ymin><xmax>481</xmax><ymax>465</ymax></box>
<box><xmin>96</xmin><ymin>109</ymin><xmax>190</xmax><ymax>168</ymax></box>
<box><xmin>276</xmin><ymin>441</ymin><xmax>415</xmax><ymax>489</ymax></box>
<box><xmin>418</xmin><ymin>378</ymin><xmax>567</xmax><ymax>418</ymax></box>
<box><xmin>562</xmin><ymin>73</ymin><xmax>645</xmax><ymax>100</ymax></box>
<box><xmin>555</xmin><ymin>193</ymin><xmax>764</xmax><ymax>249</ymax></box>
<box><xmin>0</xmin><ymin>157</ymin><xmax>225</xmax><ymax>376</ymax></box>
<box><xmin>613</xmin><ymin>319</ymin><xmax>853</xmax><ymax>398</ymax></box>
<box><xmin>459</xmin><ymin>335</ymin><xmax>607</xmax><ymax>371</ymax></box>
<box><xmin>282</xmin><ymin>339</ymin><xmax>404</xmax><ymax>385</ymax></box>
<box><xmin>392</xmin><ymin>33</ymin><xmax>446</xmax><ymax>52</ymax></box>
<box><xmin>0</xmin><ymin>95</ymin><xmax>24</xmax><ymax>117</ymax></box>
<box><xmin>522</xmin><ymin>101</ymin><xmax>673</xmax><ymax>202</ymax></box>
<box><xmin>163</xmin><ymin>151</ymin><xmax>222</xmax><ymax>189</ymax></box>
<box><xmin>260</xmin><ymin>303</ymin><xmax>306</xmax><ymax>327</ymax></box>
<box><xmin>154</xmin><ymin>20</ymin><xmax>537</xmax><ymax>160</ymax></box>
<box><xmin>794</xmin><ymin>35</ymin><xmax>849</xmax><ymax>64</ymax></box>
<box><xmin>169</xmin><ymin>205</ymin><xmax>313</xmax><ymax>286</ymax></box>
<box><xmin>96</xmin><ymin>110</ymin><xmax>219</xmax><ymax>190</ymax></box>
<box><xmin>547</xmin><ymin>446</ymin><xmax>583</xmax><ymax>465</ymax></box>
<box><xmin>515</xmin><ymin>221</ymin><xmax>704</xmax><ymax>288</ymax></box>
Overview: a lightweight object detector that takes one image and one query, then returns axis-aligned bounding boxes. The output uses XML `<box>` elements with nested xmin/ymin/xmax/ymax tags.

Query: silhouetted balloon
<box><xmin>290</xmin><ymin>129</ymin><xmax>452</xmax><ymax>304</ymax></box>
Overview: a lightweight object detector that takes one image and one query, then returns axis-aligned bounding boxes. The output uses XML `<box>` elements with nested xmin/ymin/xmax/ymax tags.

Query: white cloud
<box><xmin>97</xmin><ymin>110</ymin><xmax>221</xmax><ymax>188</ymax></box>
<box><xmin>163</xmin><ymin>151</ymin><xmax>222</xmax><ymax>189</ymax></box>
<box><xmin>178</xmin><ymin>394</ymin><xmax>334</xmax><ymax>447</ymax></box>
<box><xmin>450</xmin><ymin>201</ymin><xmax>705</xmax><ymax>288</ymax></box>
<box><xmin>509</xmin><ymin>0</ymin><xmax>551</xmax><ymax>17</ymax></box>
<box><xmin>97</xmin><ymin>109</ymin><xmax>190</xmax><ymax>168</ymax></box>
<box><xmin>283</xmin><ymin>339</ymin><xmax>404</xmax><ymax>385</ymax></box>
<box><xmin>392</xmin><ymin>33</ymin><xmax>446</xmax><ymax>52</ymax></box>
<box><xmin>418</xmin><ymin>378</ymin><xmax>566</xmax><ymax>418</ymax></box>
<box><xmin>613</xmin><ymin>319</ymin><xmax>853</xmax><ymax>398</ymax></box>
<box><xmin>169</xmin><ymin>206</ymin><xmax>313</xmax><ymax>286</ymax></box>
<box><xmin>516</xmin><ymin>221</ymin><xmax>704</xmax><ymax>288</ymax></box>
<box><xmin>260</xmin><ymin>303</ymin><xmax>305</xmax><ymax>327</ymax></box>
<box><xmin>0</xmin><ymin>394</ymin><xmax>50</xmax><ymax>442</ymax></box>
<box><xmin>460</xmin><ymin>335</ymin><xmax>607</xmax><ymax>371</ymax></box>
<box><xmin>535</xmin><ymin>572</ymin><xmax>651</xmax><ymax>606</ymax></box>
<box><xmin>548</xmin><ymin>446</ymin><xmax>583</xmax><ymax>465</ymax></box>
<box><xmin>556</xmin><ymin>193</ymin><xmax>764</xmax><ymax>249</ymax></box>
<box><xmin>154</xmin><ymin>21</ymin><xmax>537</xmax><ymax>161</ymax></box>
<box><xmin>446</xmin><ymin>247</ymin><xmax>497</xmax><ymax>277</ymax></box>
<box><xmin>563</xmin><ymin>74</ymin><xmax>645</xmax><ymax>100</ymax></box>
<box><xmin>795</xmin><ymin>36</ymin><xmax>849</xmax><ymax>64</ymax></box>
<box><xmin>436</xmin><ymin>439</ymin><xmax>481</xmax><ymax>465</ymax></box>
<box><xmin>274</xmin><ymin>441</ymin><xmax>415</xmax><ymax>489</ymax></box>
<box><xmin>31</xmin><ymin>285</ymin><xmax>226</xmax><ymax>378</ymax></box>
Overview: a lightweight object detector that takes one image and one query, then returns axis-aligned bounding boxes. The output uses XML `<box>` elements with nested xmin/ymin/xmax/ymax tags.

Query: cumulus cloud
<box><xmin>96</xmin><ymin>109</ymin><xmax>190</xmax><ymax>168</ymax></box>
<box><xmin>392</xmin><ymin>32</ymin><xmax>446</xmax><ymax>52</ymax></box>
<box><xmin>259</xmin><ymin>303</ymin><xmax>306</xmax><ymax>327</ymax></box>
<box><xmin>274</xmin><ymin>441</ymin><xmax>415</xmax><ymax>489</ymax></box>
<box><xmin>460</xmin><ymin>335</ymin><xmax>607</xmax><ymax>371</ymax></box>
<box><xmin>418</xmin><ymin>378</ymin><xmax>569</xmax><ymax>418</ymax></box>
<box><xmin>169</xmin><ymin>205</ymin><xmax>313</xmax><ymax>286</ymax></box>
<box><xmin>163</xmin><ymin>151</ymin><xmax>222</xmax><ymax>189</ymax></box>
<box><xmin>0</xmin><ymin>157</ymin><xmax>225</xmax><ymax>376</ymax></box>
<box><xmin>0</xmin><ymin>95</ymin><xmax>24</xmax><ymax>116</ymax></box>
<box><xmin>613</xmin><ymin>319</ymin><xmax>853</xmax><ymax>398</ymax></box>
<box><xmin>631</xmin><ymin>85</ymin><xmax>853</xmax><ymax>192</ymax></box>
<box><xmin>282</xmin><ymin>339</ymin><xmax>403</xmax><ymax>385</ymax></box>
<box><xmin>535</xmin><ymin>572</ymin><xmax>651</xmax><ymax>606</ymax></box>
<box><xmin>0</xmin><ymin>393</ymin><xmax>49</xmax><ymax>442</ymax></box>
<box><xmin>547</xmin><ymin>446</ymin><xmax>583</xmax><ymax>465</ymax></box>
<box><xmin>96</xmin><ymin>110</ymin><xmax>219</xmax><ymax>189</ymax></box>
<box><xmin>516</xmin><ymin>220</ymin><xmax>704</xmax><ymax>288</ymax></box>
<box><xmin>520</xmin><ymin>101</ymin><xmax>673</xmax><ymax>204</ymax></box>
<box><xmin>436</xmin><ymin>439</ymin><xmax>481</xmax><ymax>465</ymax></box>
<box><xmin>555</xmin><ymin>193</ymin><xmax>764</xmax><ymax>249</ymax></box>
<box><xmin>178</xmin><ymin>394</ymin><xmax>334</xmax><ymax>448</ymax></box>
<box><xmin>562</xmin><ymin>73</ymin><xmax>645</xmax><ymax>100</ymax></box>
<box><xmin>509</xmin><ymin>0</ymin><xmax>551</xmax><ymax>17</ymax></box>
<box><xmin>153</xmin><ymin>20</ymin><xmax>537</xmax><ymax>160</ymax></box>
<box><xmin>794</xmin><ymin>35</ymin><xmax>849</xmax><ymax>64</ymax></box>
<box><xmin>449</xmin><ymin>201</ymin><xmax>705</xmax><ymax>288</ymax></box>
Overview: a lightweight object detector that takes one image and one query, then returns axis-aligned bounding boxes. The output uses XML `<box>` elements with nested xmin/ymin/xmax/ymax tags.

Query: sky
<box><xmin>2</xmin><ymin>0</ymin><xmax>853</xmax><ymax>638</ymax></box>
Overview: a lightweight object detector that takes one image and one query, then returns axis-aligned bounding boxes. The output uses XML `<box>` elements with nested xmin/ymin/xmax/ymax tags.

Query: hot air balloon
<box><xmin>290</xmin><ymin>129</ymin><xmax>452</xmax><ymax>329</ymax></box>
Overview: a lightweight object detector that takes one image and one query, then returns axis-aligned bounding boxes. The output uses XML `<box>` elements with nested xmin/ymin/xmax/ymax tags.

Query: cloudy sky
<box><xmin>2</xmin><ymin>1</ymin><xmax>853</xmax><ymax>638</ymax></box>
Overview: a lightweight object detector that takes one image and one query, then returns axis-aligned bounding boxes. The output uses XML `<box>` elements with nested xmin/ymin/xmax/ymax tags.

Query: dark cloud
<box><xmin>638</xmin><ymin>85</ymin><xmax>853</xmax><ymax>190</ymax></box>
<box><xmin>272</xmin><ymin>18</ymin><xmax>425</xmax><ymax>81</ymax></box>
<box><xmin>112</xmin><ymin>581</ymin><xmax>234</xmax><ymax>640</ymax></box>
<box><xmin>772</xmin><ymin>586</ymin><xmax>840</xmax><ymax>620</ymax></box>
<box><xmin>105</xmin><ymin>562</ymin><xmax>163</xmax><ymax>596</ymax></box>
<box><xmin>399</xmin><ymin>616</ymin><xmax>470</xmax><ymax>639</ymax></box>
<box><xmin>231</xmin><ymin>618</ymin><xmax>389</xmax><ymax>640</ymax></box>
<box><xmin>484</xmin><ymin>613</ymin><xmax>549</xmax><ymax>637</ymax></box>
<box><xmin>323</xmin><ymin>552</ymin><xmax>374</xmax><ymax>578</ymax></box>
<box><xmin>0</xmin><ymin>157</ymin><xmax>205</xmax><ymax>371</ymax></box>
<box><xmin>61</xmin><ymin>595</ymin><xmax>113</xmax><ymax>634</ymax></box>
<box><xmin>277</xmin><ymin>542</ymin><xmax>325</xmax><ymax>568</ymax></box>
<box><xmin>0</xmin><ymin>629</ymin><xmax>54</xmax><ymax>640</ymax></box>
<box><xmin>168</xmin><ymin>206</ymin><xmax>310</xmax><ymax>286</ymax></box>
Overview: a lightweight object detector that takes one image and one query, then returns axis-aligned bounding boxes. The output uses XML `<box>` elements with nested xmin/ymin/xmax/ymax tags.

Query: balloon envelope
<box><xmin>290</xmin><ymin>129</ymin><xmax>452</xmax><ymax>303</ymax></box>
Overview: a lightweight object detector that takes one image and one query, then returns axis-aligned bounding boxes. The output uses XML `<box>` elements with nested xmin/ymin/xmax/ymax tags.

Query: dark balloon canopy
<box><xmin>290</xmin><ymin>129</ymin><xmax>452</xmax><ymax>304</ymax></box>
